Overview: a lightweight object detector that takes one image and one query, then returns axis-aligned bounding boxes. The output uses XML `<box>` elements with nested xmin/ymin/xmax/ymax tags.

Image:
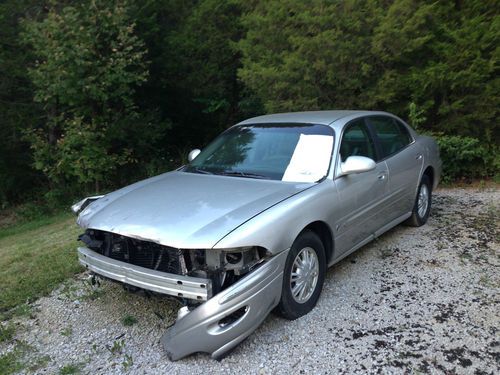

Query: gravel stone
<box><xmin>3</xmin><ymin>188</ymin><xmax>499</xmax><ymax>374</ymax></box>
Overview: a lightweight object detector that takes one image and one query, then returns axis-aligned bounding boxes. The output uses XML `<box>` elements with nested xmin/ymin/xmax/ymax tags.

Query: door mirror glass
<box><xmin>188</xmin><ymin>149</ymin><xmax>201</xmax><ymax>162</ymax></box>
<box><xmin>339</xmin><ymin>156</ymin><xmax>376</xmax><ymax>176</ymax></box>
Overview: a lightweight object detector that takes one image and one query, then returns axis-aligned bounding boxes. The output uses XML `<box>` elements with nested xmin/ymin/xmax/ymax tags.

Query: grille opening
<box><xmin>79</xmin><ymin>229</ymin><xmax>188</xmax><ymax>276</ymax></box>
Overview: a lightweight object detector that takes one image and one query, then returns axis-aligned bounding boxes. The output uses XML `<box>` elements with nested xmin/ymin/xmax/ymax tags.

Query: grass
<box><xmin>0</xmin><ymin>341</ymin><xmax>31</xmax><ymax>375</ymax></box>
<box><xmin>0</xmin><ymin>324</ymin><xmax>15</xmax><ymax>342</ymax></box>
<box><xmin>0</xmin><ymin>350</ymin><xmax>24</xmax><ymax>375</ymax></box>
<box><xmin>107</xmin><ymin>339</ymin><xmax>125</xmax><ymax>355</ymax></box>
<box><xmin>59</xmin><ymin>278</ymin><xmax>105</xmax><ymax>302</ymax></box>
<box><xmin>121</xmin><ymin>314</ymin><xmax>138</xmax><ymax>327</ymax></box>
<box><xmin>60</xmin><ymin>326</ymin><xmax>73</xmax><ymax>337</ymax></box>
<box><xmin>0</xmin><ymin>212</ymin><xmax>83</xmax><ymax>317</ymax></box>
<box><xmin>122</xmin><ymin>354</ymin><xmax>133</xmax><ymax>370</ymax></box>
<box><xmin>59</xmin><ymin>363</ymin><xmax>82</xmax><ymax>375</ymax></box>
<box><xmin>7</xmin><ymin>304</ymin><xmax>34</xmax><ymax>319</ymax></box>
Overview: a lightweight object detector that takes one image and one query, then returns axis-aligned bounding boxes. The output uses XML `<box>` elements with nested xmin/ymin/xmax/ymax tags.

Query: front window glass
<box><xmin>184</xmin><ymin>123</ymin><xmax>334</xmax><ymax>182</ymax></box>
<box><xmin>340</xmin><ymin>119</ymin><xmax>376</xmax><ymax>162</ymax></box>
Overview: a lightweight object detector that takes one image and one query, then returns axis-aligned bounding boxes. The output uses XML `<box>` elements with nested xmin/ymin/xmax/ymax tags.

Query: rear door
<box><xmin>366</xmin><ymin>116</ymin><xmax>423</xmax><ymax>221</ymax></box>
<box><xmin>333</xmin><ymin>118</ymin><xmax>389</xmax><ymax>255</ymax></box>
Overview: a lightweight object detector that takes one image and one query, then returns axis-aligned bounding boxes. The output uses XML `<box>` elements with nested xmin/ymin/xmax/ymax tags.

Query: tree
<box><xmin>0</xmin><ymin>0</ymin><xmax>44</xmax><ymax>206</ymax></box>
<box><xmin>370</xmin><ymin>0</ymin><xmax>499</xmax><ymax>142</ymax></box>
<box><xmin>238</xmin><ymin>0</ymin><xmax>499</xmax><ymax>143</ymax></box>
<box><xmin>162</xmin><ymin>0</ymin><xmax>258</xmax><ymax>147</ymax></box>
<box><xmin>238</xmin><ymin>0</ymin><xmax>385</xmax><ymax>113</ymax></box>
<box><xmin>22</xmin><ymin>0</ymin><xmax>160</xmax><ymax>192</ymax></box>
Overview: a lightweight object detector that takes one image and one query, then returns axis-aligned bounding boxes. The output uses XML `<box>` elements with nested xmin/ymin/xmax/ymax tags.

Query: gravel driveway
<box><xmin>3</xmin><ymin>188</ymin><xmax>499</xmax><ymax>374</ymax></box>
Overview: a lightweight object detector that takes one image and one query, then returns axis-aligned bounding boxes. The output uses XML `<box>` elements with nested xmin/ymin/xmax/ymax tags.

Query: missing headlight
<box><xmin>222</xmin><ymin>247</ymin><xmax>269</xmax><ymax>275</ymax></box>
<box><xmin>226</xmin><ymin>252</ymin><xmax>242</xmax><ymax>264</ymax></box>
<box><xmin>197</xmin><ymin>247</ymin><xmax>271</xmax><ymax>297</ymax></box>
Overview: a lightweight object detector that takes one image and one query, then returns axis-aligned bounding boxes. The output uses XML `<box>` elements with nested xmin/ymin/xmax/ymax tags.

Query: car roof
<box><xmin>236</xmin><ymin>110</ymin><xmax>391</xmax><ymax>128</ymax></box>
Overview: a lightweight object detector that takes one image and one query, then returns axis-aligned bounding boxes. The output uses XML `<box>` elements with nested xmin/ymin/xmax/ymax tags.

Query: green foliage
<box><xmin>21</xmin><ymin>0</ymin><xmax>161</xmax><ymax>191</ymax></box>
<box><xmin>60</xmin><ymin>326</ymin><xmax>73</xmax><ymax>337</ymax></box>
<box><xmin>122</xmin><ymin>354</ymin><xmax>133</xmax><ymax>370</ymax></box>
<box><xmin>239</xmin><ymin>0</ymin><xmax>385</xmax><ymax>112</ymax></box>
<box><xmin>16</xmin><ymin>202</ymin><xmax>52</xmax><ymax>222</ymax></box>
<box><xmin>59</xmin><ymin>363</ymin><xmax>82</xmax><ymax>375</ymax></box>
<box><xmin>0</xmin><ymin>213</ymin><xmax>81</xmax><ymax>312</ymax></box>
<box><xmin>371</xmin><ymin>0</ymin><xmax>499</xmax><ymax>142</ymax></box>
<box><xmin>238</xmin><ymin>0</ymin><xmax>499</xmax><ymax>144</ymax></box>
<box><xmin>13</xmin><ymin>189</ymin><xmax>75</xmax><ymax>222</ymax></box>
<box><xmin>107</xmin><ymin>339</ymin><xmax>125</xmax><ymax>355</ymax></box>
<box><xmin>0</xmin><ymin>324</ymin><xmax>15</xmax><ymax>343</ymax></box>
<box><xmin>0</xmin><ymin>0</ymin><xmax>497</xmax><ymax>208</ymax></box>
<box><xmin>0</xmin><ymin>349</ymin><xmax>24</xmax><ymax>375</ymax></box>
<box><xmin>408</xmin><ymin>102</ymin><xmax>427</xmax><ymax>131</ymax></box>
<box><xmin>167</xmin><ymin>0</ymin><xmax>242</xmax><ymax>113</ymax></box>
<box><xmin>161</xmin><ymin>0</ymin><xmax>257</xmax><ymax>145</ymax></box>
<box><xmin>121</xmin><ymin>314</ymin><xmax>138</xmax><ymax>326</ymax></box>
<box><xmin>434</xmin><ymin>134</ymin><xmax>499</xmax><ymax>183</ymax></box>
<box><xmin>0</xmin><ymin>1</ymin><xmax>44</xmax><ymax>207</ymax></box>
<box><xmin>0</xmin><ymin>341</ymin><xmax>31</xmax><ymax>375</ymax></box>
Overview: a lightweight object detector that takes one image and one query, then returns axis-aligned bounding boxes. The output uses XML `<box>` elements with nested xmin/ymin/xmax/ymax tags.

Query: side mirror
<box><xmin>339</xmin><ymin>156</ymin><xmax>376</xmax><ymax>176</ymax></box>
<box><xmin>188</xmin><ymin>149</ymin><xmax>201</xmax><ymax>162</ymax></box>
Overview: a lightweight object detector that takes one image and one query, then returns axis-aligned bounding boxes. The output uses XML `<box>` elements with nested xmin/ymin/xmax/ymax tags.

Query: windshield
<box><xmin>184</xmin><ymin>123</ymin><xmax>334</xmax><ymax>182</ymax></box>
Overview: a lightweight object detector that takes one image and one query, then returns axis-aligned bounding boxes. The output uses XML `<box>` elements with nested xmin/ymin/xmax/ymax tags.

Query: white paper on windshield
<box><xmin>282</xmin><ymin>134</ymin><xmax>333</xmax><ymax>183</ymax></box>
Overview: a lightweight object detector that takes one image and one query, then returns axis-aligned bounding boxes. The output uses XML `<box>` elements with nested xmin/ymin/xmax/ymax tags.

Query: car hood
<box><xmin>77</xmin><ymin>171</ymin><xmax>312</xmax><ymax>249</ymax></box>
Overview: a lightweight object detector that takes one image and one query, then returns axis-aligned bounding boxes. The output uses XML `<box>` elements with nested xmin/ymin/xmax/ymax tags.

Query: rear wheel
<box><xmin>276</xmin><ymin>230</ymin><xmax>326</xmax><ymax>320</ymax></box>
<box><xmin>406</xmin><ymin>175</ymin><xmax>432</xmax><ymax>227</ymax></box>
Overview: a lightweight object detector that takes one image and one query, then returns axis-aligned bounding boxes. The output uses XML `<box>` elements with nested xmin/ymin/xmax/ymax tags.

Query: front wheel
<box><xmin>406</xmin><ymin>175</ymin><xmax>432</xmax><ymax>227</ymax></box>
<box><xmin>276</xmin><ymin>230</ymin><xmax>326</xmax><ymax>320</ymax></box>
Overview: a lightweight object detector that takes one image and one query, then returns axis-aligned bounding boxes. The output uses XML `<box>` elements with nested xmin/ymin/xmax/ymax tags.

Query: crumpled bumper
<box><xmin>161</xmin><ymin>249</ymin><xmax>289</xmax><ymax>360</ymax></box>
<box><xmin>77</xmin><ymin>247</ymin><xmax>212</xmax><ymax>301</ymax></box>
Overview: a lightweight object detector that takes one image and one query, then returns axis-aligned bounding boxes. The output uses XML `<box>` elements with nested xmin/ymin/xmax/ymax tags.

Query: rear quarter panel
<box><xmin>417</xmin><ymin>135</ymin><xmax>442</xmax><ymax>190</ymax></box>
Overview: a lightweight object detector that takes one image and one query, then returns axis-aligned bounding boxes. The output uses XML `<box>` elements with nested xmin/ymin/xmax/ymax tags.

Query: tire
<box><xmin>406</xmin><ymin>175</ymin><xmax>432</xmax><ymax>227</ymax></box>
<box><xmin>276</xmin><ymin>230</ymin><xmax>326</xmax><ymax>320</ymax></box>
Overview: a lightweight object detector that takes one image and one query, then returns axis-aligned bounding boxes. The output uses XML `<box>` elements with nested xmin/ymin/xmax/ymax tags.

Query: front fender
<box><xmin>213</xmin><ymin>180</ymin><xmax>336</xmax><ymax>254</ymax></box>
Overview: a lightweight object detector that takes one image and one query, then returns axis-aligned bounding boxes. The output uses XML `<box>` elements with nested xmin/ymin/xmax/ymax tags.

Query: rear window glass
<box><xmin>367</xmin><ymin>116</ymin><xmax>412</xmax><ymax>158</ymax></box>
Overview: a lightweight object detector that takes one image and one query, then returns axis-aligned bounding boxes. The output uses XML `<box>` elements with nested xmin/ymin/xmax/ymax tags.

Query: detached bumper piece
<box><xmin>78</xmin><ymin>247</ymin><xmax>212</xmax><ymax>301</ymax></box>
<box><xmin>161</xmin><ymin>249</ymin><xmax>289</xmax><ymax>360</ymax></box>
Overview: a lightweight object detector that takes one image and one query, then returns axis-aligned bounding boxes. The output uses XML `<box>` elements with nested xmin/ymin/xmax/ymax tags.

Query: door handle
<box><xmin>416</xmin><ymin>154</ymin><xmax>423</xmax><ymax>160</ymax></box>
<box><xmin>377</xmin><ymin>172</ymin><xmax>387</xmax><ymax>180</ymax></box>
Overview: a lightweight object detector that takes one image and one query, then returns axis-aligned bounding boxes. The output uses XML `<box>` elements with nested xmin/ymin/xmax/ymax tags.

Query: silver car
<box><xmin>73</xmin><ymin>110</ymin><xmax>441</xmax><ymax>360</ymax></box>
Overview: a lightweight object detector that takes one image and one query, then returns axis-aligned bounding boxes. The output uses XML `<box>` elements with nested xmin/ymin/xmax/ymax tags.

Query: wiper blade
<box><xmin>216</xmin><ymin>170</ymin><xmax>267</xmax><ymax>179</ymax></box>
<box><xmin>188</xmin><ymin>166</ymin><xmax>213</xmax><ymax>175</ymax></box>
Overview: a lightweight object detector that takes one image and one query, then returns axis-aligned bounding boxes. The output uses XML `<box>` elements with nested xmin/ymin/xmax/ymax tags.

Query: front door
<box><xmin>333</xmin><ymin>119</ymin><xmax>389</xmax><ymax>256</ymax></box>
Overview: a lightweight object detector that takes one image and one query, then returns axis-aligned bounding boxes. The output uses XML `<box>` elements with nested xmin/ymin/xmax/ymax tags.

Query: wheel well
<box><xmin>302</xmin><ymin>221</ymin><xmax>334</xmax><ymax>264</ymax></box>
<box><xmin>423</xmin><ymin>166</ymin><xmax>434</xmax><ymax>189</ymax></box>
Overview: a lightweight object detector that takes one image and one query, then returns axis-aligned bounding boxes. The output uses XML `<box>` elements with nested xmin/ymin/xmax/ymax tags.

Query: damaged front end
<box><xmin>77</xmin><ymin>230</ymin><xmax>288</xmax><ymax>359</ymax></box>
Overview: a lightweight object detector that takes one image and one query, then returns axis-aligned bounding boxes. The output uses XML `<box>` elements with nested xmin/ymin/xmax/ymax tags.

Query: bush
<box><xmin>14</xmin><ymin>187</ymin><xmax>80</xmax><ymax>222</ymax></box>
<box><xmin>434</xmin><ymin>134</ymin><xmax>499</xmax><ymax>184</ymax></box>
